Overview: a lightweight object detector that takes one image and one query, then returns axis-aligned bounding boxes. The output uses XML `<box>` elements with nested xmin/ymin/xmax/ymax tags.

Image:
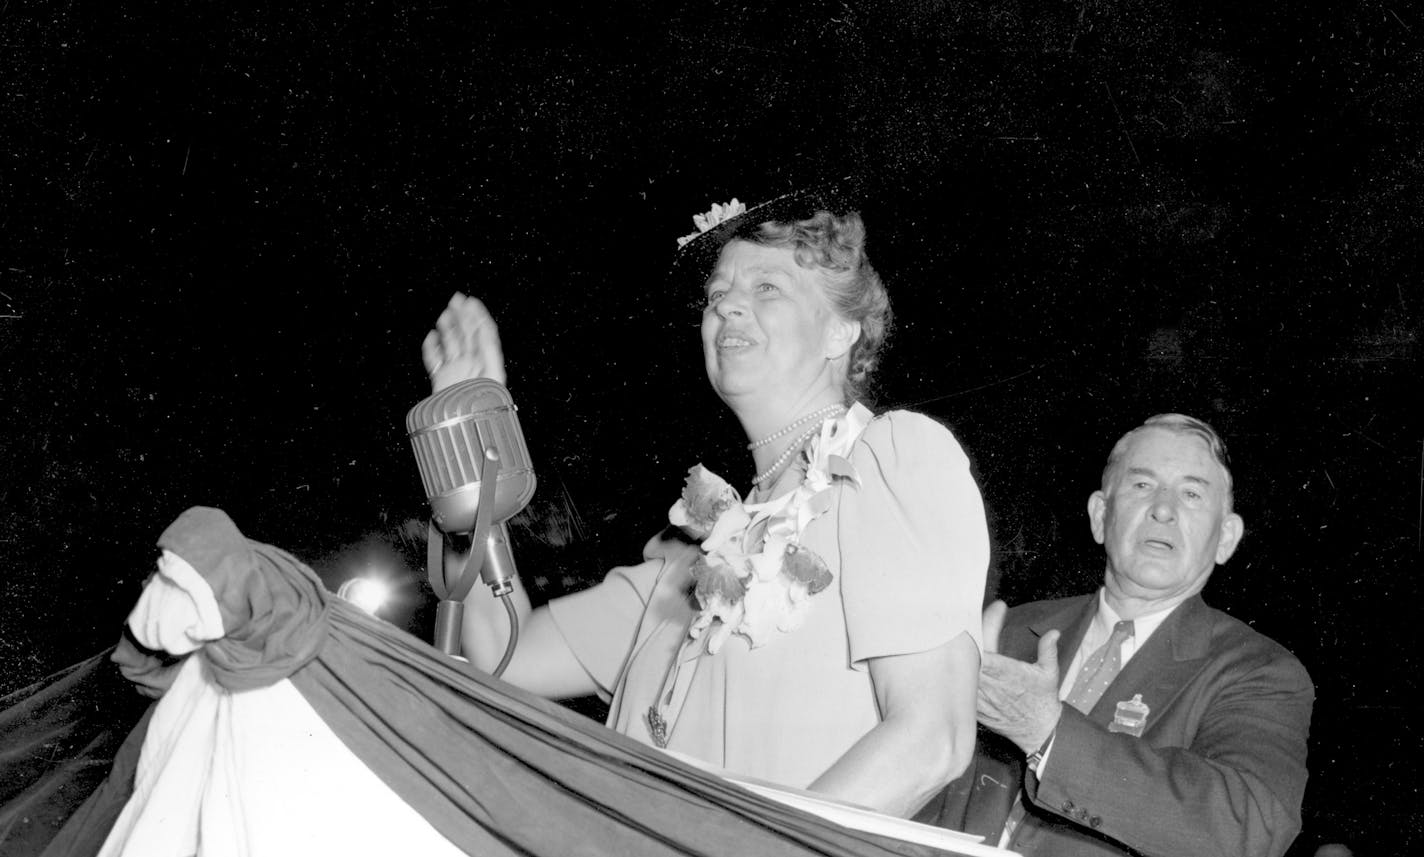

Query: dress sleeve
<box><xmin>838</xmin><ymin>410</ymin><xmax>989</xmax><ymax>666</ymax></box>
<box><xmin>545</xmin><ymin>531</ymin><xmax>699</xmax><ymax>697</ymax></box>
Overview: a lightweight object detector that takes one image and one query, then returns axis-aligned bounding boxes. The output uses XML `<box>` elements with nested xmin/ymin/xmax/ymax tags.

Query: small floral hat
<box><xmin>668</xmin><ymin>176</ymin><xmax>864</xmax><ymax>286</ymax></box>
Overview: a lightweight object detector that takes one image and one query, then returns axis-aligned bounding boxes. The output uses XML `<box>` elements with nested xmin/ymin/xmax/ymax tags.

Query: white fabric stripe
<box><xmin>100</xmin><ymin>657</ymin><xmax>465</xmax><ymax>857</ymax></box>
<box><xmin>125</xmin><ymin>551</ymin><xmax>227</xmax><ymax>655</ymax></box>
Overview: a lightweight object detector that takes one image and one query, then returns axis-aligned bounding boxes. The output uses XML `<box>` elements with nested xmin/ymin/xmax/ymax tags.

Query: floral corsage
<box><xmin>667</xmin><ymin>404</ymin><xmax>871</xmax><ymax>653</ymax></box>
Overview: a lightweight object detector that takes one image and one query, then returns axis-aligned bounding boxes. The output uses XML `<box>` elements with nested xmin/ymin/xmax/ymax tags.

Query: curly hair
<box><xmin>730</xmin><ymin>210</ymin><xmax>892</xmax><ymax>405</ymax></box>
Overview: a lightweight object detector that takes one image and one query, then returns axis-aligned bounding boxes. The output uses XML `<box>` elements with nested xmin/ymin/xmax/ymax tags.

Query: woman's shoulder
<box><xmin>853</xmin><ymin>407</ymin><xmax>970</xmax><ymax>462</ymax></box>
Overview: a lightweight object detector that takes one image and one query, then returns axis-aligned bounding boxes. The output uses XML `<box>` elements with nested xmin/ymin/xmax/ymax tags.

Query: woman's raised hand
<box><xmin>421</xmin><ymin>292</ymin><xmax>507</xmax><ymax>392</ymax></box>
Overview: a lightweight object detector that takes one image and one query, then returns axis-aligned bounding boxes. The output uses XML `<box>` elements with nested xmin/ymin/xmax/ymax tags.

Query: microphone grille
<box><xmin>406</xmin><ymin>379</ymin><xmax>536</xmax><ymax>531</ymax></box>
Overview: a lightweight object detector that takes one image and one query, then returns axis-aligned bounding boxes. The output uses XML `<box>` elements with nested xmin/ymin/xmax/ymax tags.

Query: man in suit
<box><xmin>952</xmin><ymin>414</ymin><xmax>1313</xmax><ymax>856</ymax></box>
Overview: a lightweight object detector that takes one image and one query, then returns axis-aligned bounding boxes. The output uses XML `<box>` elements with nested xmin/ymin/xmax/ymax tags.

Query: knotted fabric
<box><xmin>147</xmin><ymin>506</ymin><xmax>331</xmax><ymax>691</ymax></box>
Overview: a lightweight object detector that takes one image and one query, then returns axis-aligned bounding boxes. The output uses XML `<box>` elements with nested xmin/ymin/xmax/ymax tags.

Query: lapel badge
<box><xmin>1109</xmin><ymin>693</ymin><xmax>1150</xmax><ymax>736</ymax></box>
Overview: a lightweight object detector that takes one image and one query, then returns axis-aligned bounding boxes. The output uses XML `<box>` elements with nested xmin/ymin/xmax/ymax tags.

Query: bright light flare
<box><xmin>338</xmin><ymin>577</ymin><xmax>391</xmax><ymax>615</ymax></box>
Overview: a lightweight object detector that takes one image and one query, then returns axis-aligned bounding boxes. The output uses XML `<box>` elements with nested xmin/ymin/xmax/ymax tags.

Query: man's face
<box><xmin>1089</xmin><ymin>427</ymin><xmax>1244</xmax><ymax>613</ymax></box>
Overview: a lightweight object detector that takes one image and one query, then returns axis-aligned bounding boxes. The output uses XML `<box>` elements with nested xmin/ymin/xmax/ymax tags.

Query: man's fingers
<box><xmin>1037</xmin><ymin>629</ymin><xmax>1061</xmax><ymax>675</ymax></box>
<box><xmin>982</xmin><ymin>599</ymin><xmax>1008</xmax><ymax>655</ymax></box>
<box><xmin>978</xmin><ymin>651</ymin><xmax>1006</xmax><ymax>679</ymax></box>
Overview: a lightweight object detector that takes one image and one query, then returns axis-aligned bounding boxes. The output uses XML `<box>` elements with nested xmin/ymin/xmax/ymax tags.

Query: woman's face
<box><xmin>699</xmin><ymin>240</ymin><xmax>853</xmax><ymax>408</ymax></box>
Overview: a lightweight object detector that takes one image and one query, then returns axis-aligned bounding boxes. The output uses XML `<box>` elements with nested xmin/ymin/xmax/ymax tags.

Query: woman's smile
<box><xmin>715</xmin><ymin>330</ymin><xmax>757</xmax><ymax>351</ymax></box>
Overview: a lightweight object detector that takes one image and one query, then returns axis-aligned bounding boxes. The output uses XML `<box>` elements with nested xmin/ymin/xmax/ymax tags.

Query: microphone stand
<box><xmin>426</xmin><ymin>447</ymin><xmax>521</xmax><ymax>675</ymax></box>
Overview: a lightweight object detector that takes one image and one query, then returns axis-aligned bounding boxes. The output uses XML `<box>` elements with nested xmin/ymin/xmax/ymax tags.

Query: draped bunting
<box><xmin>1</xmin><ymin>506</ymin><xmax>999</xmax><ymax>857</ymax></box>
<box><xmin>0</xmin><ymin>649</ymin><xmax>151</xmax><ymax>857</ymax></box>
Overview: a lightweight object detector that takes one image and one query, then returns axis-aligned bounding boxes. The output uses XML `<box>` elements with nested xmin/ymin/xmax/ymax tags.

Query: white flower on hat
<box><xmin>676</xmin><ymin>198</ymin><xmax>746</xmax><ymax>248</ymax></box>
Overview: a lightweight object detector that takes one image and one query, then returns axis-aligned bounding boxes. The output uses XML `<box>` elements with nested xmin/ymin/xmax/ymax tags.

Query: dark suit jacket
<box><xmin>917</xmin><ymin>593</ymin><xmax>1313</xmax><ymax>857</ymax></box>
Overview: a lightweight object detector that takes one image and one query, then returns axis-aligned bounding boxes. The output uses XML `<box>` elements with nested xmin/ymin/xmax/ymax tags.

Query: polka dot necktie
<box><xmin>1065</xmin><ymin>620</ymin><xmax>1135</xmax><ymax>714</ymax></box>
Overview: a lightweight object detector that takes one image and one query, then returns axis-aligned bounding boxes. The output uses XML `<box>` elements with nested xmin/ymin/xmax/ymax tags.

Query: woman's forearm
<box><xmin>808</xmin><ymin>633</ymin><xmax>980</xmax><ymax>817</ymax></box>
<box><xmin>452</xmin><ymin>548</ymin><xmax>600</xmax><ymax>699</ymax></box>
<box><xmin>809</xmin><ymin>708</ymin><xmax>974</xmax><ymax>817</ymax></box>
<box><xmin>453</xmin><ymin>544</ymin><xmax>534</xmax><ymax>673</ymax></box>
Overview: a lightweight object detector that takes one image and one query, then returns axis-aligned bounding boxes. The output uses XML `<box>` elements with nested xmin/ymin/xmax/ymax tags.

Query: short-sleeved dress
<box><xmin>547</xmin><ymin>408</ymin><xmax>988</xmax><ymax>789</ymax></box>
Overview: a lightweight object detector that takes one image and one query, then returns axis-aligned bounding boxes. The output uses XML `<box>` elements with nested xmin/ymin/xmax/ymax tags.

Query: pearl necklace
<box><xmin>746</xmin><ymin>403</ymin><xmax>846</xmax><ymax>451</ymax></box>
<box><xmin>752</xmin><ymin>417</ymin><xmax>837</xmax><ymax>487</ymax></box>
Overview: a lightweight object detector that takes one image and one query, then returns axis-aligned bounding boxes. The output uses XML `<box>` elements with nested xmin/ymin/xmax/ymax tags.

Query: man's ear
<box><xmin>824</xmin><ymin>317</ymin><xmax>861</xmax><ymax>361</ymax></box>
<box><xmin>1215</xmin><ymin>512</ymin><xmax>1245</xmax><ymax>564</ymax></box>
<box><xmin>1088</xmin><ymin>491</ymin><xmax>1108</xmax><ymax>544</ymax></box>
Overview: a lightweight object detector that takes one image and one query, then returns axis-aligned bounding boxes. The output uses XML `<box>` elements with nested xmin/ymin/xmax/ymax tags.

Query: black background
<box><xmin>2</xmin><ymin>2</ymin><xmax>1420</xmax><ymax>853</ymax></box>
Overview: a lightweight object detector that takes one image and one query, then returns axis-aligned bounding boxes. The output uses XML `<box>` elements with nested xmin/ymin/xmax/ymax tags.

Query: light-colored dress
<box><xmin>547</xmin><ymin>409</ymin><xmax>988</xmax><ymax>789</ymax></box>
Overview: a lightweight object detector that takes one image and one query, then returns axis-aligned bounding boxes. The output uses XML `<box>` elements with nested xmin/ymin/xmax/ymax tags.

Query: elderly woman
<box><xmin>422</xmin><ymin>197</ymin><xmax>988</xmax><ymax>818</ymax></box>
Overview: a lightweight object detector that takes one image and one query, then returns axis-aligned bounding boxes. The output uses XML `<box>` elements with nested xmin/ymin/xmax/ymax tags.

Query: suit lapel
<box><xmin>1028</xmin><ymin>597</ymin><xmax>1096</xmax><ymax>672</ymax></box>
<box><xmin>1088</xmin><ymin>595</ymin><xmax>1214</xmax><ymax>730</ymax></box>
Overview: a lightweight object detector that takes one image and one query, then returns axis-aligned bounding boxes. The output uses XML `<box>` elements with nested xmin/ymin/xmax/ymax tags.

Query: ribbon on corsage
<box><xmin>667</xmin><ymin>404</ymin><xmax>872</xmax><ymax>652</ymax></box>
